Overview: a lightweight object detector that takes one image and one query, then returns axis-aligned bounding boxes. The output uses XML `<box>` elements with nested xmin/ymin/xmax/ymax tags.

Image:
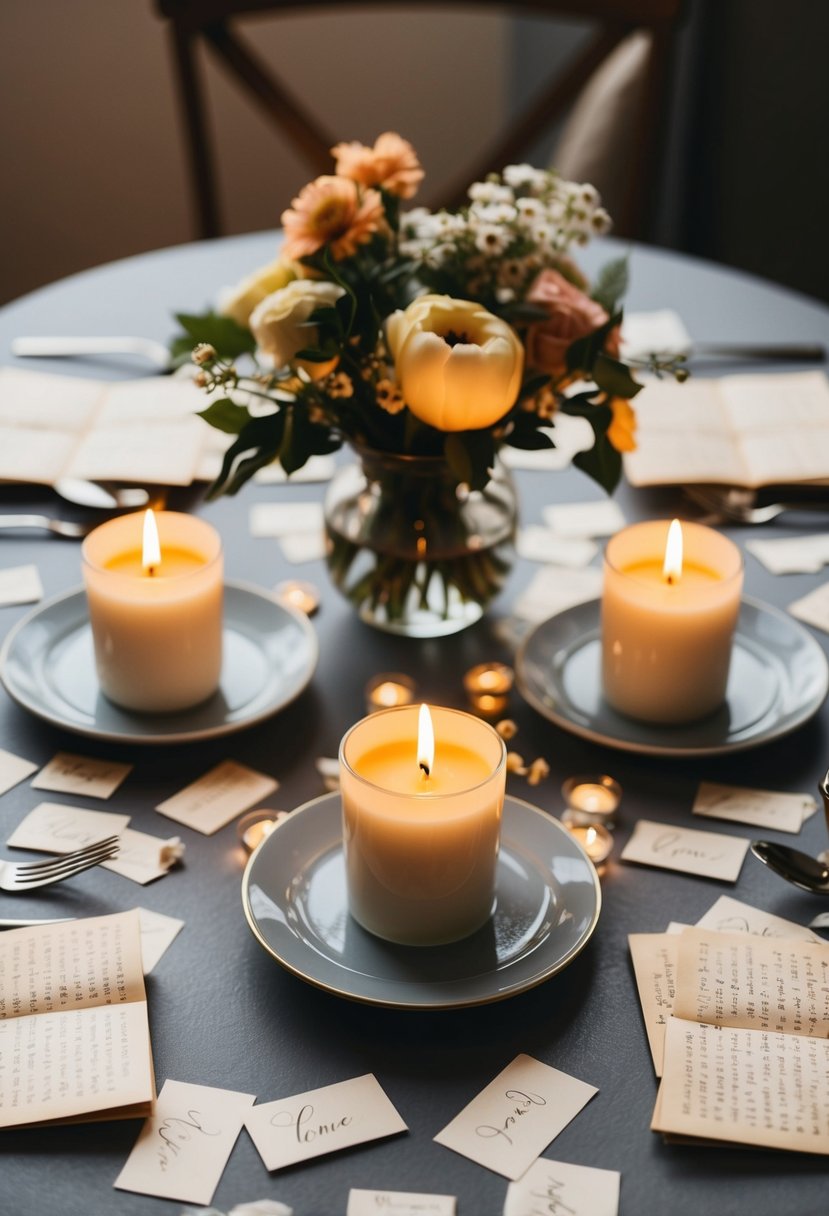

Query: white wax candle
<box><xmin>82</xmin><ymin>511</ymin><xmax>223</xmax><ymax>713</ymax></box>
<box><xmin>339</xmin><ymin>705</ymin><xmax>506</xmax><ymax>946</ymax></box>
<box><xmin>602</xmin><ymin>520</ymin><xmax>742</xmax><ymax>724</ymax></box>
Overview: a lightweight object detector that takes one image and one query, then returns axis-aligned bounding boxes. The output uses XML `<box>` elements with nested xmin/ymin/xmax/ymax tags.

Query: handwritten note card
<box><xmin>103</xmin><ymin>827</ymin><xmax>183</xmax><ymax>885</ymax></box>
<box><xmin>347</xmin><ymin>1189</ymin><xmax>456</xmax><ymax>1216</ymax></box>
<box><xmin>244</xmin><ymin>1074</ymin><xmax>407</xmax><ymax>1172</ymax></box>
<box><xmin>503</xmin><ymin>1158</ymin><xmax>621</xmax><ymax>1216</ymax></box>
<box><xmin>0</xmin><ymin>564</ymin><xmax>43</xmax><ymax>605</ymax></box>
<box><xmin>0</xmin><ymin>747</ymin><xmax>38</xmax><ymax>796</ymax></box>
<box><xmin>31</xmin><ymin>751</ymin><xmax>132</xmax><ymax>799</ymax></box>
<box><xmin>136</xmin><ymin>907</ymin><xmax>184</xmax><ymax>974</ymax></box>
<box><xmin>433</xmin><ymin>1054</ymin><xmax>597</xmax><ymax>1181</ymax></box>
<box><xmin>156</xmin><ymin>760</ymin><xmax>278</xmax><ymax>835</ymax></box>
<box><xmin>695</xmin><ymin>895</ymin><xmax>821</xmax><ymax>942</ymax></box>
<box><xmin>628</xmin><ymin>933</ymin><xmax>678</xmax><ymax>1076</ymax></box>
<box><xmin>114</xmin><ymin>1079</ymin><xmax>255</xmax><ymax>1204</ymax></box>
<box><xmin>692</xmin><ymin>781</ymin><xmax>817</xmax><ymax>833</ymax></box>
<box><xmin>7</xmin><ymin>802</ymin><xmax>130</xmax><ymax>851</ymax></box>
<box><xmin>620</xmin><ymin>820</ymin><xmax>749</xmax><ymax>882</ymax></box>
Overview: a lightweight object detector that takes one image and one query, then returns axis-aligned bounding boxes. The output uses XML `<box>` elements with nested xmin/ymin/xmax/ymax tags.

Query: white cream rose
<box><xmin>386</xmin><ymin>294</ymin><xmax>524</xmax><ymax>431</ymax></box>
<box><xmin>219</xmin><ymin>257</ymin><xmax>297</xmax><ymax>327</ymax></box>
<box><xmin>249</xmin><ymin>279</ymin><xmax>345</xmax><ymax>380</ymax></box>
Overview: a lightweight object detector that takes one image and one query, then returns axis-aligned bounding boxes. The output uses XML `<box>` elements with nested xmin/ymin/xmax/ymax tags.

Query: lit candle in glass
<box><xmin>464</xmin><ymin>662</ymin><xmax>514</xmax><ymax>719</ymax></box>
<box><xmin>561</xmin><ymin>775</ymin><xmax>622</xmax><ymax>826</ymax></box>
<box><xmin>566</xmin><ymin>822</ymin><xmax>613</xmax><ymax>866</ymax></box>
<box><xmin>82</xmin><ymin>510</ymin><xmax>223</xmax><ymax>713</ymax></box>
<box><xmin>339</xmin><ymin>704</ymin><xmax>506</xmax><ymax>945</ymax></box>
<box><xmin>274</xmin><ymin>579</ymin><xmax>320</xmax><ymax>616</ymax></box>
<box><xmin>237</xmin><ymin>809</ymin><xmax>287</xmax><ymax>853</ymax></box>
<box><xmin>602</xmin><ymin>519</ymin><xmax>742</xmax><ymax>723</ymax></box>
<box><xmin>364</xmin><ymin>672</ymin><xmax>417</xmax><ymax>714</ymax></box>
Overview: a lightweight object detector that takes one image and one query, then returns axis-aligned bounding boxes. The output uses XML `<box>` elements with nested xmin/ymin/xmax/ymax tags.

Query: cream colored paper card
<box><xmin>7</xmin><ymin>802</ymin><xmax>131</xmax><ymax>851</ymax></box>
<box><xmin>695</xmin><ymin>895</ymin><xmax>821</xmax><ymax>942</ymax></box>
<box><xmin>628</xmin><ymin>933</ymin><xmax>679</xmax><ymax>1076</ymax></box>
<box><xmin>542</xmin><ymin>500</ymin><xmax>626</xmax><ymax>539</ymax></box>
<box><xmin>746</xmin><ymin>534</ymin><xmax>829</xmax><ymax>575</ymax></box>
<box><xmin>31</xmin><ymin>751</ymin><xmax>132</xmax><ymax>799</ymax></box>
<box><xmin>692</xmin><ymin>781</ymin><xmax>816</xmax><ymax>834</ymax></box>
<box><xmin>503</xmin><ymin>1158</ymin><xmax>621</xmax><ymax>1216</ymax></box>
<box><xmin>620</xmin><ymin>309</ymin><xmax>691</xmax><ymax>361</ymax></box>
<box><xmin>0</xmin><ymin>564</ymin><xmax>43</xmax><ymax>605</ymax></box>
<box><xmin>254</xmin><ymin>455</ymin><xmax>336</xmax><ymax>484</ymax></box>
<box><xmin>512</xmin><ymin>566</ymin><xmax>603</xmax><ymax>623</ymax></box>
<box><xmin>348</xmin><ymin>1188</ymin><xmax>456</xmax><ymax>1216</ymax></box>
<box><xmin>674</xmin><ymin>928</ymin><xmax>829</xmax><ymax>1035</ymax></box>
<box><xmin>103</xmin><ymin>827</ymin><xmax>182</xmax><ymax>885</ymax></box>
<box><xmin>244</xmin><ymin>1074</ymin><xmax>407</xmax><ymax>1172</ymax></box>
<box><xmin>788</xmin><ymin>581</ymin><xmax>829</xmax><ymax>633</ymax></box>
<box><xmin>114</xmin><ymin>1080</ymin><xmax>256</xmax><ymax>1204</ymax></box>
<box><xmin>156</xmin><ymin>760</ymin><xmax>278</xmax><ymax>835</ymax></box>
<box><xmin>433</xmin><ymin>1054</ymin><xmax>598</xmax><ymax>1182</ymax></box>
<box><xmin>810</xmin><ymin>912</ymin><xmax>829</xmax><ymax>929</ymax></box>
<box><xmin>0</xmin><ymin>747</ymin><xmax>38</xmax><ymax>795</ymax></box>
<box><xmin>516</xmin><ymin>527</ymin><xmax>598</xmax><ymax>568</ymax></box>
<box><xmin>620</xmin><ymin>820</ymin><xmax>749</xmax><ymax>882</ymax></box>
<box><xmin>653</xmin><ymin>1016</ymin><xmax>829</xmax><ymax>1154</ymax></box>
<box><xmin>136</xmin><ymin>907</ymin><xmax>184</xmax><ymax>974</ymax></box>
<box><xmin>279</xmin><ymin>531</ymin><xmax>327</xmax><ymax>564</ymax></box>
<box><xmin>249</xmin><ymin>501</ymin><xmax>325</xmax><ymax>538</ymax></box>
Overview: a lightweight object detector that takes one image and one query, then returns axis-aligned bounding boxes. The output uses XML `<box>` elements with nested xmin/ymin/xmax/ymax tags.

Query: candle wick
<box><xmin>666</xmin><ymin>572</ymin><xmax>675</xmax><ymax>586</ymax></box>
<box><xmin>419</xmin><ymin>762</ymin><xmax>430</xmax><ymax>778</ymax></box>
<box><xmin>147</xmin><ymin>566</ymin><xmax>156</xmax><ymax>578</ymax></box>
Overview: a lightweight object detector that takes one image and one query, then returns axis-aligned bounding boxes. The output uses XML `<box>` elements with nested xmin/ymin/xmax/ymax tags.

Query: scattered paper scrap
<box><xmin>114</xmin><ymin>1079</ymin><xmax>255</xmax><ymax>1205</ymax></box>
<box><xmin>516</xmin><ymin>526</ymin><xmax>598</xmax><ymax>567</ymax></box>
<box><xmin>0</xmin><ymin>747</ymin><xmax>38</xmax><ymax>796</ymax></box>
<box><xmin>156</xmin><ymin>760</ymin><xmax>278</xmax><ymax>835</ymax></box>
<box><xmin>31</xmin><ymin>751</ymin><xmax>132</xmax><ymax>799</ymax></box>
<box><xmin>810</xmin><ymin>912</ymin><xmax>829</xmax><ymax>929</ymax></box>
<box><xmin>620</xmin><ymin>308</ymin><xmax>691</xmax><ymax>362</ymax></box>
<box><xmin>692</xmin><ymin>780</ymin><xmax>817</xmax><ymax>834</ymax></box>
<box><xmin>434</xmin><ymin>1054</ymin><xmax>597</xmax><ymax>1181</ymax></box>
<box><xmin>249</xmin><ymin>502</ymin><xmax>325</xmax><ymax>538</ymax></box>
<box><xmin>788</xmin><ymin>581</ymin><xmax>829</xmax><ymax>633</ymax></box>
<box><xmin>504</xmin><ymin>1158</ymin><xmax>621</xmax><ymax>1216</ymax></box>
<box><xmin>279</xmin><ymin>531</ymin><xmax>327</xmax><ymax>564</ymax></box>
<box><xmin>747</xmin><ymin>534</ymin><xmax>829</xmax><ymax>575</ymax></box>
<box><xmin>0</xmin><ymin>564</ymin><xmax>44</xmax><ymax>606</ymax></box>
<box><xmin>512</xmin><ymin>565</ymin><xmax>603</xmax><ymax>623</ymax></box>
<box><xmin>696</xmin><ymin>894</ymin><xmax>821</xmax><ymax>942</ymax></box>
<box><xmin>7</xmin><ymin>802</ymin><xmax>131</xmax><ymax>851</ymax></box>
<box><xmin>542</xmin><ymin>499</ymin><xmax>625</xmax><ymax>539</ymax></box>
<box><xmin>620</xmin><ymin>820</ymin><xmax>749</xmax><ymax>883</ymax></box>
<box><xmin>103</xmin><ymin>827</ymin><xmax>184</xmax><ymax>885</ymax></box>
<box><xmin>136</xmin><ymin>907</ymin><xmax>184</xmax><ymax>974</ymax></box>
<box><xmin>347</xmin><ymin>1189</ymin><xmax>455</xmax><ymax>1216</ymax></box>
<box><xmin>245</xmin><ymin>1074</ymin><xmax>407</xmax><ymax>1172</ymax></box>
<box><xmin>628</xmin><ymin>932</ymin><xmax>678</xmax><ymax>1076</ymax></box>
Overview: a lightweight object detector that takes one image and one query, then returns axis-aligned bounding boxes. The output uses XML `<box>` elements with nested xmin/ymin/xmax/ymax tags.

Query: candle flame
<box><xmin>142</xmin><ymin>509</ymin><xmax>161</xmax><ymax>574</ymax></box>
<box><xmin>417</xmin><ymin>703</ymin><xmax>434</xmax><ymax>778</ymax></box>
<box><xmin>585</xmin><ymin>826</ymin><xmax>597</xmax><ymax>848</ymax></box>
<box><xmin>662</xmin><ymin>519</ymin><xmax>683</xmax><ymax>584</ymax></box>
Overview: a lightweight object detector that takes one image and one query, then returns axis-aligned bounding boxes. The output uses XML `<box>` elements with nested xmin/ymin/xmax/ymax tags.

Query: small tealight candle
<box><xmin>561</xmin><ymin>775</ymin><xmax>622</xmax><ymax>825</ymax></box>
<box><xmin>274</xmin><ymin>579</ymin><xmax>320</xmax><ymax>616</ymax></box>
<box><xmin>339</xmin><ymin>704</ymin><xmax>507</xmax><ymax>945</ymax></box>
<box><xmin>82</xmin><ymin>510</ymin><xmax>223</xmax><ymax>713</ymax></box>
<box><xmin>364</xmin><ymin>673</ymin><xmax>417</xmax><ymax>714</ymax></box>
<box><xmin>566</xmin><ymin>822</ymin><xmax>613</xmax><ymax>866</ymax></box>
<box><xmin>464</xmin><ymin>662</ymin><xmax>514</xmax><ymax>719</ymax></box>
<box><xmin>237</xmin><ymin>809</ymin><xmax>288</xmax><ymax>852</ymax></box>
<box><xmin>602</xmin><ymin>519</ymin><xmax>743</xmax><ymax>723</ymax></box>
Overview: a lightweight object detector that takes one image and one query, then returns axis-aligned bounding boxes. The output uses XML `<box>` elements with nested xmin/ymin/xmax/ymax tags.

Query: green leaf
<box><xmin>207</xmin><ymin>413</ymin><xmax>285</xmax><ymax>498</ymax></box>
<box><xmin>172</xmin><ymin>311</ymin><xmax>256</xmax><ymax>359</ymax></box>
<box><xmin>571</xmin><ymin>402</ymin><xmax>622</xmax><ymax>493</ymax></box>
<box><xmin>293</xmin><ymin>346</ymin><xmax>336</xmax><ymax>362</ymax></box>
<box><xmin>498</xmin><ymin>302</ymin><xmax>551</xmax><ymax>325</ymax></box>
<box><xmin>196</xmin><ymin>397</ymin><xmax>250</xmax><ymax>435</ymax></box>
<box><xmin>591</xmin><ymin>256</ymin><xmax>629</xmax><ymax>315</ymax></box>
<box><xmin>593</xmin><ymin>353</ymin><xmax>643</xmax><ymax>400</ymax></box>
<box><xmin>517</xmin><ymin>372</ymin><xmax>552</xmax><ymax>402</ymax></box>
<box><xmin>505</xmin><ymin>409</ymin><xmax>556</xmax><ymax>450</ymax></box>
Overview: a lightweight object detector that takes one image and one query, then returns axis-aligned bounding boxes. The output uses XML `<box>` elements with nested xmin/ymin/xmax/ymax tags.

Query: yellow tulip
<box><xmin>220</xmin><ymin>257</ymin><xmax>297</xmax><ymax>328</ymax></box>
<box><xmin>386</xmin><ymin>295</ymin><xmax>524</xmax><ymax>432</ymax></box>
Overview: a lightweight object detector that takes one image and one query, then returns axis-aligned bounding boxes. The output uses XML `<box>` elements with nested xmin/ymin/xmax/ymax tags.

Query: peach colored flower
<box><xmin>331</xmin><ymin>132</ymin><xmax>424</xmax><ymax>199</ymax></box>
<box><xmin>281</xmin><ymin>176</ymin><xmax>384</xmax><ymax>261</ymax></box>
<box><xmin>525</xmin><ymin>269</ymin><xmax>618</xmax><ymax>380</ymax></box>
<box><xmin>607</xmin><ymin>397</ymin><xmax>637</xmax><ymax>452</ymax></box>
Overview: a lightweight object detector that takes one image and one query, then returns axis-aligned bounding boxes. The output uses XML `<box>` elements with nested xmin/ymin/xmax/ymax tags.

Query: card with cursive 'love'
<box><xmin>347</xmin><ymin>1188</ymin><xmax>456</xmax><ymax>1215</ymax></box>
<box><xmin>503</xmin><ymin>1157</ymin><xmax>621</xmax><ymax>1216</ymax></box>
<box><xmin>114</xmin><ymin>1079</ymin><xmax>256</xmax><ymax>1205</ymax></box>
<box><xmin>433</xmin><ymin>1054</ymin><xmax>598</xmax><ymax>1181</ymax></box>
<box><xmin>620</xmin><ymin>820</ymin><xmax>749</xmax><ymax>882</ymax></box>
<box><xmin>244</xmin><ymin>1074</ymin><xmax>407</xmax><ymax>1172</ymax></box>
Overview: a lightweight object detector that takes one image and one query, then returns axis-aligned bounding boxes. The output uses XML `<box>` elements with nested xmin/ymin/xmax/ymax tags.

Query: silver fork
<box><xmin>0</xmin><ymin>514</ymin><xmax>96</xmax><ymax>539</ymax></box>
<box><xmin>0</xmin><ymin>836</ymin><xmax>120</xmax><ymax>892</ymax></box>
<box><xmin>684</xmin><ymin>485</ymin><xmax>829</xmax><ymax>525</ymax></box>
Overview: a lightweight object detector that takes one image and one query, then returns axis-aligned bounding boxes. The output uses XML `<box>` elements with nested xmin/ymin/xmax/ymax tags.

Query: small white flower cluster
<box><xmin>400</xmin><ymin>165</ymin><xmax>611</xmax><ymax>304</ymax></box>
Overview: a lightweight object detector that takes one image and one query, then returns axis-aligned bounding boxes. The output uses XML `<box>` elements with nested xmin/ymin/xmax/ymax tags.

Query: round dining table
<box><xmin>1</xmin><ymin>233</ymin><xmax>829</xmax><ymax>1215</ymax></box>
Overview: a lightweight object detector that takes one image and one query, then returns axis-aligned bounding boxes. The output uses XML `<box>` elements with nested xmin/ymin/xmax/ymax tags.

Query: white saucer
<box><xmin>0</xmin><ymin>580</ymin><xmax>317</xmax><ymax>744</ymax></box>
<box><xmin>516</xmin><ymin>596</ymin><xmax>829</xmax><ymax>757</ymax></box>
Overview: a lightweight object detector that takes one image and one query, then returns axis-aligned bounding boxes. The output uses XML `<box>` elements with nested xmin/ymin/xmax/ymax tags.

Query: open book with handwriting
<box><xmin>0</xmin><ymin>910</ymin><xmax>154</xmax><ymax>1128</ymax></box>
<box><xmin>650</xmin><ymin>927</ymin><xmax>829</xmax><ymax>1154</ymax></box>
<box><xmin>624</xmin><ymin>371</ymin><xmax>829</xmax><ymax>487</ymax></box>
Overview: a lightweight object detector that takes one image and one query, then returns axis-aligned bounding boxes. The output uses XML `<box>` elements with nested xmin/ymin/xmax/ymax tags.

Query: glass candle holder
<box><xmin>561</xmin><ymin>774</ymin><xmax>622</xmax><ymax>826</ymax></box>
<box><xmin>274</xmin><ymin>579</ymin><xmax>320</xmax><ymax>616</ymax></box>
<box><xmin>339</xmin><ymin>705</ymin><xmax>507</xmax><ymax>946</ymax></box>
<box><xmin>364</xmin><ymin>672</ymin><xmax>417</xmax><ymax>714</ymax></box>
<box><xmin>565</xmin><ymin>821</ymin><xmax>613</xmax><ymax>867</ymax></box>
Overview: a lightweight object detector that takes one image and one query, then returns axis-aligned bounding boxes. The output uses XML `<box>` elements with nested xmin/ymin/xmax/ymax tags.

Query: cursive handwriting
<box><xmin>156</xmin><ymin>1108</ymin><xmax>220</xmax><ymax>1171</ymax></box>
<box><xmin>475</xmin><ymin>1088</ymin><xmax>547</xmax><ymax>1145</ymax></box>
<box><xmin>529</xmin><ymin>1175</ymin><xmax>577</xmax><ymax>1216</ymax></box>
<box><xmin>652</xmin><ymin>831</ymin><xmax>723</xmax><ymax>863</ymax></box>
<box><xmin>271</xmin><ymin>1103</ymin><xmax>353</xmax><ymax>1145</ymax></box>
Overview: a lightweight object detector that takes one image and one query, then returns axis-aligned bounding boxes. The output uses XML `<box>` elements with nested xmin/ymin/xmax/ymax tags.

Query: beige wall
<box><xmin>0</xmin><ymin>4</ymin><xmax>507</xmax><ymax>306</ymax></box>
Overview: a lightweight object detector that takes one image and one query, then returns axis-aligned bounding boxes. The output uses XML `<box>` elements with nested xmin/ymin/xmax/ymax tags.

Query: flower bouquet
<box><xmin>175</xmin><ymin>133</ymin><xmax>679</xmax><ymax>635</ymax></box>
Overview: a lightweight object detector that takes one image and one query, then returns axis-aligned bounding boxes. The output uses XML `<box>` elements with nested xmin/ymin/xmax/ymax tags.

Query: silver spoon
<box><xmin>750</xmin><ymin>840</ymin><xmax>829</xmax><ymax>894</ymax></box>
<box><xmin>684</xmin><ymin>484</ymin><xmax>829</xmax><ymax>525</ymax></box>
<box><xmin>53</xmin><ymin>479</ymin><xmax>150</xmax><ymax>510</ymax></box>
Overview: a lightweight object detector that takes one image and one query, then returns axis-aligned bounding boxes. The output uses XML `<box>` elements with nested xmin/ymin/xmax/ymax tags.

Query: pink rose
<box><xmin>525</xmin><ymin>269</ymin><xmax>619</xmax><ymax>379</ymax></box>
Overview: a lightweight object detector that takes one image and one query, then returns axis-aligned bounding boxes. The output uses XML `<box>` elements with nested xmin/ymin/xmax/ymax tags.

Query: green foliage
<box><xmin>572</xmin><ymin>401</ymin><xmax>623</xmax><ymax>493</ymax></box>
<box><xmin>196</xmin><ymin>398</ymin><xmax>249</xmax><ymax>435</ymax></box>
<box><xmin>591</xmin><ymin>257</ymin><xmax>629</xmax><ymax>315</ymax></box>
<box><xmin>171</xmin><ymin>311</ymin><xmax>257</xmax><ymax>361</ymax></box>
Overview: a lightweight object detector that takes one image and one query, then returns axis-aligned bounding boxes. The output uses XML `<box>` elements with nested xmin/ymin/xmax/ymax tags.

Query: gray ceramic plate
<box><xmin>242</xmin><ymin>792</ymin><xmax>601</xmax><ymax>1009</ymax></box>
<box><xmin>0</xmin><ymin>580</ymin><xmax>317</xmax><ymax>744</ymax></box>
<box><xmin>516</xmin><ymin>596</ymin><xmax>829</xmax><ymax>757</ymax></box>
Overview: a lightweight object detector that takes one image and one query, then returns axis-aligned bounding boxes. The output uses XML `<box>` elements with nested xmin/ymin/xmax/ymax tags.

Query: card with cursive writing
<box><xmin>503</xmin><ymin>1157</ymin><xmax>621</xmax><ymax>1216</ymax></box>
<box><xmin>31</xmin><ymin>751</ymin><xmax>132</xmax><ymax>799</ymax></box>
<box><xmin>114</xmin><ymin>1079</ymin><xmax>256</xmax><ymax>1204</ymax></box>
<box><xmin>0</xmin><ymin>747</ymin><xmax>39</xmax><ymax>796</ymax></box>
<box><xmin>7</xmin><ymin>802</ymin><xmax>130</xmax><ymax>851</ymax></box>
<box><xmin>692</xmin><ymin>781</ymin><xmax>817</xmax><ymax>834</ymax></box>
<box><xmin>244</xmin><ymin>1074</ymin><xmax>407</xmax><ymax>1172</ymax></box>
<box><xmin>347</xmin><ymin>1188</ymin><xmax>456</xmax><ymax>1215</ymax></box>
<box><xmin>136</xmin><ymin>907</ymin><xmax>184</xmax><ymax>975</ymax></box>
<box><xmin>620</xmin><ymin>820</ymin><xmax>749</xmax><ymax>882</ymax></box>
<box><xmin>695</xmin><ymin>894</ymin><xmax>821</xmax><ymax>942</ymax></box>
<box><xmin>433</xmin><ymin>1054</ymin><xmax>597</xmax><ymax>1181</ymax></box>
<box><xmin>0</xmin><ymin>564</ymin><xmax>43</xmax><ymax>606</ymax></box>
<box><xmin>628</xmin><ymin>932</ymin><xmax>678</xmax><ymax>1076</ymax></box>
<box><xmin>156</xmin><ymin>760</ymin><xmax>278</xmax><ymax>835</ymax></box>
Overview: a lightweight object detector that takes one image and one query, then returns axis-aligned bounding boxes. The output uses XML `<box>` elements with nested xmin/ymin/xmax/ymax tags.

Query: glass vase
<box><xmin>323</xmin><ymin>446</ymin><xmax>517</xmax><ymax>637</ymax></box>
